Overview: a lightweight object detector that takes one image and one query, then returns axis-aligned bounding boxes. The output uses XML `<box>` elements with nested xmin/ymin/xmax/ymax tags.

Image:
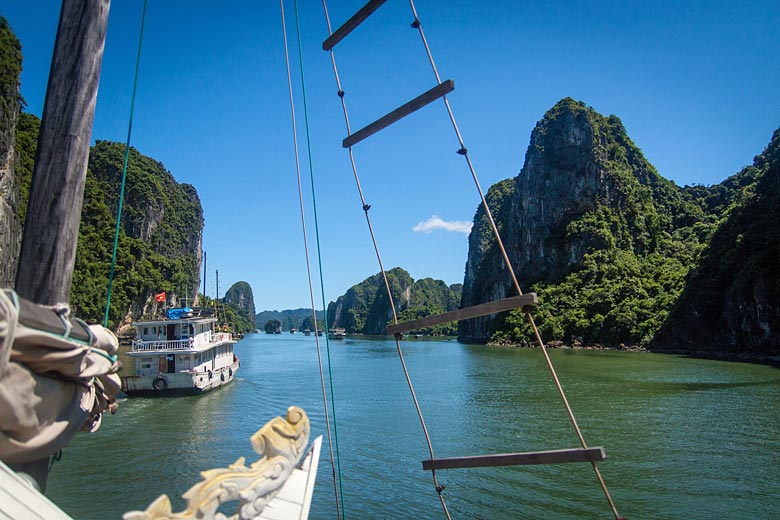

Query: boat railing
<box><xmin>131</xmin><ymin>331</ymin><xmax>233</xmax><ymax>352</ymax></box>
<box><xmin>131</xmin><ymin>338</ymin><xmax>194</xmax><ymax>352</ymax></box>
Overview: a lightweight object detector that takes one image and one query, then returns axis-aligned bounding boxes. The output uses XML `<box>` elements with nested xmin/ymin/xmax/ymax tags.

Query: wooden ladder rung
<box><xmin>386</xmin><ymin>293</ymin><xmax>537</xmax><ymax>335</ymax></box>
<box><xmin>322</xmin><ymin>0</ymin><xmax>389</xmax><ymax>51</ymax></box>
<box><xmin>343</xmin><ymin>80</ymin><xmax>455</xmax><ymax>148</ymax></box>
<box><xmin>422</xmin><ymin>447</ymin><xmax>606</xmax><ymax>471</ymax></box>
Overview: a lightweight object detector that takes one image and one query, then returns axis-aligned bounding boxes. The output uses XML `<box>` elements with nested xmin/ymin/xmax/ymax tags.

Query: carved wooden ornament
<box><xmin>123</xmin><ymin>406</ymin><xmax>310</xmax><ymax>520</ymax></box>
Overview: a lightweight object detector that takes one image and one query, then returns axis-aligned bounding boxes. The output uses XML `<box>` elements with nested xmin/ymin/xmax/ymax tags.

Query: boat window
<box><xmin>143</xmin><ymin>327</ymin><xmax>148</xmax><ymax>335</ymax></box>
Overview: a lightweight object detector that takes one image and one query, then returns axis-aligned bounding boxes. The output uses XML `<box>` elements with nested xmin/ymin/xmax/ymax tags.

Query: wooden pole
<box><xmin>11</xmin><ymin>0</ymin><xmax>111</xmax><ymax>492</ymax></box>
<box><xmin>15</xmin><ymin>0</ymin><xmax>111</xmax><ymax>305</ymax></box>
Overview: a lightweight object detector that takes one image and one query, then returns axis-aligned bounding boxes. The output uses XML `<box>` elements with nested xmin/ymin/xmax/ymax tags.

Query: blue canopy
<box><xmin>166</xmin><ymin>307</ymin><xmax>193</xmax><ymax>320</ymax></box>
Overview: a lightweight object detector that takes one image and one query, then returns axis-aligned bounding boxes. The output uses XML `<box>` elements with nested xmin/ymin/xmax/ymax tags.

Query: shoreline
<box><xmin>484</xmin><ymin>339</ymin><xmax>780</xmax><ymax>367</ymax></box>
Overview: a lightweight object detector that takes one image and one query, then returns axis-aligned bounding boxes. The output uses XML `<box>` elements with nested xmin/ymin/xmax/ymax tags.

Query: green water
<box><xmin>46</xmin><ymin>334</ymin><xmax>780</xmax><ymax>519</ymax></box>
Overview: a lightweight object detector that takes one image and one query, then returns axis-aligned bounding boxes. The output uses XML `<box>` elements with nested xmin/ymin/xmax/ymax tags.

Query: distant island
<box><xmin>327</xmin><ymin>267</ymin><xmax>462</xmax><ymax>336</ymax></box>
<box><xmin>255</xmin><ymin>309</ymin><xmax>324</xmax><ymax>332</ymax></box>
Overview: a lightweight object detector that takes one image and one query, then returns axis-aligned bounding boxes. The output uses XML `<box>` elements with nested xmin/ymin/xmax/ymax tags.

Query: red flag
<box><xmin>154</xmin><ymin>292</ymin><xmax>166</xmax><ymax>302</ymax></box>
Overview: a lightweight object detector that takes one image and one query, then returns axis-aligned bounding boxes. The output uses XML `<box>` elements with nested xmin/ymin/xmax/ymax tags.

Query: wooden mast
<box><xmin>15</xmin><ymin>0</ymin><xmax>111</xmax><ymax>305</ymax></box>
<box><xmin>11</xmin><ymin>0</ymin><xmax>111</xmax><ymax>492</ymax></box>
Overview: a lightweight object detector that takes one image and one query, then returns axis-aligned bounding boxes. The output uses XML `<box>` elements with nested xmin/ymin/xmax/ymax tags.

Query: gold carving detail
<box><xmin>123</xmin><ymin>406</ymin><xmax>310</xmax><ymax>520</ymax></box>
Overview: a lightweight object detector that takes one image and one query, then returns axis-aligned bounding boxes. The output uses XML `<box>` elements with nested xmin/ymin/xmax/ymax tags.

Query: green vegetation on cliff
<box><xmin>654</xmin><ymin>130</ymin><xmax>780</xmax><ymax>354</ymax></box>
<box><xmin>197</xmin><ymin>294</ymin><xmax>254</xmax><ymax>334</ymax></box>
<box><xmin>69</xmin><ymin>141</ymin><xmax>203</xmax><ymax>328</ymax></box>
<box><xmin>12</xmin><ymin>112</ymin><xmax>38</xmax><ymax>221</ymax></box>
<box><xmin>224</xmin><ymin>281</ymin><xmax>256</xmax><ymax>330</ymax></box>
<box><xmin>10</xmin><ymin>117</ymin><xmax>204</xmax><ymax>331</ymax></box>
<box><xmin>0</xmin><ymin>18</ymin><xmax>22</xmax><ymax>116</ymax></box>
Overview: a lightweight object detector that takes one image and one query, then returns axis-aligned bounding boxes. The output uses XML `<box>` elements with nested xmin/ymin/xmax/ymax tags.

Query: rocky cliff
<box><xmin>461</xmin><ymin>98</ymin><xmax>687</xmax><ymax>342</ymax></box>
<box><xmin>328</xmin><ymin>268</ymin><xmax>462</xmax><ymax>335</ymax></box>
<box><xmin>0</xmin><ymin>18</ymin><xmax>23</xmax><ymax>287</ymax></box>
<box><xmin>459</xmin><ymin>98</ymin><xmax>778</xmax><ymax>353</ymax></box>
<box><xmin>70</xmin><ymin>141</ymin><xmax>204</xmax><ymax>329</ymax></box>
<box><xmin>224</xmin><ymin>281</ymin><xmax>256</xmax><ymax>329</ymax></box>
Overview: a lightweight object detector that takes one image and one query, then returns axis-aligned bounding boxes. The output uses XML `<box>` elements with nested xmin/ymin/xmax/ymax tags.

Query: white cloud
<box><xmin>412</xmin><ymin>215</ymin><xmax>472</xmax><ymax>234</ymax></box>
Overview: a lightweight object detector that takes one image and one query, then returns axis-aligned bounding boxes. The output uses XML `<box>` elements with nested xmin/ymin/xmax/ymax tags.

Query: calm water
<box><xmin>47</xmin><ymin>334</ymin><xmax>779</xmax><ymax>519</ymax></box>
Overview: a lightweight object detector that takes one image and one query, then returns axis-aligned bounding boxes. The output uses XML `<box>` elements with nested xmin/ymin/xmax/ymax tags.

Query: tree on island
<box><xmin>264</xmin><ymin>319</ymin><xmax>282</xmax><ymax>334</ymax></box>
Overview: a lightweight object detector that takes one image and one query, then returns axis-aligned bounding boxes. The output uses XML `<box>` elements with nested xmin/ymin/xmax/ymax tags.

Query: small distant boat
<box><xmin>328</xmin><ymin>327</ymin><xmax>346</xmax><ymax>340</ymax></box>
<box><xmin>290</xmin><ymin>328</ymin><xmax>297</xmax><ymax>334</ymax></box>
<box><xmin>121</xmin><ymin>307</ymin><xmax>239</xmax><ymax>397</ymax></box>
<box><xmin>303</xmin><ymin>329</ymin><xmax>311</xmax><ymax>336</ymax></box>
<box><xmin>316</xmin><ymin>329</ymin><xmax>323</xmax><ymax>336</ymax></box>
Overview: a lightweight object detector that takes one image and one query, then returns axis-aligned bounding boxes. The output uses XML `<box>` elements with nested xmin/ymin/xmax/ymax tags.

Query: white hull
<box><xmin>122</xmin><ymin>360</ymin><xmax>239</xmax><ymax>396</ymax></box>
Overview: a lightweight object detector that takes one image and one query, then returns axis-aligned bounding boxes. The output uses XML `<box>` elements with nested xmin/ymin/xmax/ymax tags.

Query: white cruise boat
<box><xmin>121</xmin><ymin>307</ymin><xmax>239</xmax><ymax>397</ymax></box>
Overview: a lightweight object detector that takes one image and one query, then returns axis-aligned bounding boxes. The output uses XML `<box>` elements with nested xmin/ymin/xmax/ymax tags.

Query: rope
<box><xmin>279</xmin><ymin>2</ymin><xmax>343</xmax><ymax>518</ymax></box>
<box><xmin>289</xmin><ymin>1</ymin><xmax>347</xmax><ymax>514</ymax></box>
<box><xmin>103</xmin><ymin>0</ymin><xmax>148</xmax><ymax>328</ymax></box>
<box><xmin>320</xmin><ymin>1</ymin><xmax>452</xmax><ymax>518</ymax></box>
<box><xmin>406</xmin><ymin>1</ymin><xmax>622</xmax><ymax>517</ymax></box>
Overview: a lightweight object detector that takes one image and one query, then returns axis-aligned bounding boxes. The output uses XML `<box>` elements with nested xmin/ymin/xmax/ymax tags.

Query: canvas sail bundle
<box><xmin>0</xmin><ymin>289</ymin><xmax>120</xmax><ymax>464</ymax></box>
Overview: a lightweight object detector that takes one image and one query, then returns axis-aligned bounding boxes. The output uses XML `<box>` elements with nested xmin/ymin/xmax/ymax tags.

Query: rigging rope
<box><xmin>319</xmin><ymin>0</ymin><xmax>623</xmax><ymax>517</ymax></box>
<box><xmin>290</xmin><ymin>0</ymin><xmax>347</xmax><ymax>514</ymax></box>
<box><xmin>319</xmin><ymin>1</ymin><xmax>452</xmax><ymax>518</ymax></box>
<box><xmin>103</xmin><ymin>0</ymin><xmax>148</xmax><ymax>328</ymax></box>
<box><xmin>405</xmin><ymin>1</ymin><xmax>621</xmax><ymax>517</ymax></box>
<box><xmin>279</xmin><ymin>1</ymin><xmax>344</xmax><ymax>518</ymax></box>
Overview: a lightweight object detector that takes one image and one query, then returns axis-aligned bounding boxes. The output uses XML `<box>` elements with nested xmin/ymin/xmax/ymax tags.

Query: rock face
<box><xmin>328</xmin><ymin>268</ymin><xmax>414</xmax><ymax>334</ymax></box>
<box><xmin>0</xmin><ymin>20</ymin><xmax>204</xmax><ymax>329</ymax></box>
<box><xmin>224</xmin><ymin>281</ymin><xmax>256</xmax><ymax>329</ymax></box>
<box><xmin>655</xmin><ymin>130</ymin><xmax>780</xmax><ymax>356</ymax></box>
<box><xmin>70</xmin><ymin>141</ymin><xmax>204</xmax><ymax>328</ymax></box>
<box><xmin>460</xmin><ymin>98</ymin><xmax>673</xmax><ymax>342</ymax></box>
<box><xmin>0</xmin><ymin>18</ymin><xmax>23</xmax><ymax>287</ymax></box>
<box><xmin>328</xmin><ymin>267</ymin><xmax>462</xmax><ymax>335</ymax></box>
<box><xmin>460</xmin><ymin>97</ymin><xmax>780</xmax><ymax>356</ymax></box>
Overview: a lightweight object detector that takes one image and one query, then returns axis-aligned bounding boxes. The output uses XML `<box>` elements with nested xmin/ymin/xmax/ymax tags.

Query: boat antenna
<box><xmin>202</xmin><ymin>250</ymin><xmax>207</xmax><ymax>298</ymax></box>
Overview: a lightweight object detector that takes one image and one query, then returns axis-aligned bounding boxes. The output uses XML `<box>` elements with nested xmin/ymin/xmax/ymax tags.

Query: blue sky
<box><xmin>4</xmin><ymin>0</ymin><xmax>779</xmax><ymax>312</ymax></box>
